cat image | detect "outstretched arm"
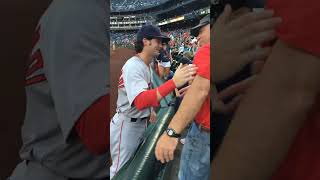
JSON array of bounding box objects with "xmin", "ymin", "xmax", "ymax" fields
[{"xmin": 212, "ymin": 39, "xmax": 320, "ymax": 180}]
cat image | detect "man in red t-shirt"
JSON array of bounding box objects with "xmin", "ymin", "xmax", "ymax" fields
[
  {"xmin": 155, "ymin": 15, "xmax": 211, "ymax": 180},
  {"xmin": 212, "ymin": 1, "xmax": 320, "ymax": 180}
]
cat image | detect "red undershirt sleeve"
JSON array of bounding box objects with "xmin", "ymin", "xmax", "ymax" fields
[
  {"xmin": 75, "ymin": 94, "xmax": 109, "ymax": 155},
  {"xmin": 134, "ymin": 79, "xmax": 176, "ymax": 110}
]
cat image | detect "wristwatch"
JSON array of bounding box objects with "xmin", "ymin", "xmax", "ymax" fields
[{"xmin": 166, "ymin": 128, "xmax": 181, "ymax": 138}]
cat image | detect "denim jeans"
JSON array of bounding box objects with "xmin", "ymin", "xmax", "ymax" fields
[{"xmin": 178, "ymin": 122, "xmax": 210, "ymax": 180}]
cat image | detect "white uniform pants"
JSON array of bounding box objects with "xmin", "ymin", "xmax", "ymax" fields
[{"xmin": 109, "ymin": 113, "xmax": 147, "ymax": 178}]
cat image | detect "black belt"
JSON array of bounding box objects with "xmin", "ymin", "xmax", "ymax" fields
[{"xmin": 131, "ymin": 116, "xmax": 149, "ymax": 122}]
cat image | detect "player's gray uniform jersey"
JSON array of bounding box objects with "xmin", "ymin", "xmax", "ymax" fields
[
  {"xmin": 110, "ymin": 56, "xmax": 153, "ymax": 178},
  {"xmin": 9, "ymin": 0, "xmax": 109, "ymax": 179},
  {"xmin": 116, "ymin": 56, "xmax": 152, "ymax": 118}
]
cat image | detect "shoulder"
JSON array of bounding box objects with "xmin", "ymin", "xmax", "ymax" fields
[
  {"xmin": 41, "ymin": 0, "xmax": 105, "ymax": 30},
  {"xmin": 194, "ymin": 44, "xmax": 210, "ymax": 61},
  {"xmin": 123, "ymin": 56, "xmax": 145, "ymax": 72}
]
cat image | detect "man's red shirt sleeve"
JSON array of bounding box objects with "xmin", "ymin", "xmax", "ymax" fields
[
  {"xmin": 193, "ymin": 43, "xmax": 210, "ymax": 80},
  {"xmin": 266, "ymin": 1, "xmax": 320, "ymax": 179},
  {"xmin": 267, "ymin": 0, "xmax": 320, "ymax": 56}
]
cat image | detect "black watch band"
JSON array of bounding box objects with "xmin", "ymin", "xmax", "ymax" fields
[{"xmin": 166, "ymin": 128, "xmax": 181, "ymax": 138}]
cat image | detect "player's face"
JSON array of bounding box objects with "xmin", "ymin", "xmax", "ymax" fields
[
  {"xmin": 149, "ymin": 38, "xmax": 162, "ymax": 56},
  {"xmin": 197, "ymin": 24, "xmax": 210, "ymax": 47}
]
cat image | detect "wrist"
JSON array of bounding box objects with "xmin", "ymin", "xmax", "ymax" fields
[
  {"xmin": 157, "ymin": 79, "xmax": 176, "ymax": 98},
  {"xmin": 172, "ymin": 77, "xmax": 178, "ymax": 87},
  {"xmin": 165, "ymin": 127, "xmax": 181, "ymax": 138}
]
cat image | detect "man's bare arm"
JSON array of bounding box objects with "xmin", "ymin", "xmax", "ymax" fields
[
  {"xmin": 168, "ymin": 75, "xmax": 210, "ymax": 134},
  {"xmin": 212, "ymin": 39, "xmax": 320, "ymax": 180}
]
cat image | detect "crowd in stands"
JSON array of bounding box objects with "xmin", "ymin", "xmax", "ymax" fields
[
  {"xmin": 110, "ymin": 31, "xmax": 136, "ymax": 48},
  {"xmin": 111, "ymin": 0, "xmax": 169, "ymax": 11},
  {"xmin": 111, "ymin": 28, "xmax": 198, "ymax": 55}
]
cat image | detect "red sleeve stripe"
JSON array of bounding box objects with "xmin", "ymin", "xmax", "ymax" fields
[
  {"xmin": 26, "ymin": 50, "xmax": 44, "ymax": 77},
  {"xmin": 25, "ymin": 74, "xmax": 47, "ymax": 86},
  {"xmin": 75, "ymin": 94, "xmax": 109, "ymax": 155}
]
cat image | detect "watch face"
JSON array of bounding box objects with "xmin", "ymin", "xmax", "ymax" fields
[{"xmin": 167, "ymin": 129, "xmax": 173, "ymax": 136}]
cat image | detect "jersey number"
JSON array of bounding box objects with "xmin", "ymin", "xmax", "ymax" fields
[
  {"xmin": 118, "ymin": 70, "xmax": 124, "ymax": 88},
  {"xmin": 25, "ymin": 26, "xmax": 46, "ymax": 86}
]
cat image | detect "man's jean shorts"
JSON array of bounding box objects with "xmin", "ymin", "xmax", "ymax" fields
[{"xmin": 178, "ymin": 122, "xmax": 210, "ymax": 180}]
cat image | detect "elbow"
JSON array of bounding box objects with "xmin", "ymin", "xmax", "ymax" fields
[
  {"xmin": 134, "ymin": 100, "xmax": 145, "ymax": 111},
  {"xmin": 198, "ymin": 83, "xmax": 210, "ymax": 99},
  {"xmin": 135, "ymin": 104, "xmax": 144, "ymax": 111}
]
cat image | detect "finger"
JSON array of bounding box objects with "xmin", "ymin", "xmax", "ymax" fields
[
  {"xmin": 241, "ymin": 47, "xmax": 272, "ymax": 63},
  {"xmin": 184, "ymin": 67, "xmax": 197, "ymax": 76},
  {"xmin": 229, "ymin": 9, "xmax": 275, "ymax": 29},
  {"xmin": 240, "ymin": 17, "xmax": 282, "ymax": 35},
  {"xmin": 164, "ymin": 150, "xmax": 171, "ymax": 163},
  {"xmin": 217, "ymin": 75, "xmax": 257, "ymax": 100},
  {"xmin": 182, "ymin": 64, "xmax": 197, "ymax": 72},
  {"xmin": 190, "ymin": 69, "xmax": 198, "ymax": 75},
  {"xmin": 155, "ymin": 147, "xmax": 160, "ymax": 160},
  {"xmin": 179, "ymin": 85, "xmax": 191, "ymax": 93},
  {"xmin": 169, "ymin": 150, "xmax": 174, "ymax": 161},
  {"xmin": 242, "ymin": 31, "xmax": 276, "ymax": 50},
  {"xmin": 185, "ymin": 75, "xmax": 195, "ymax": 82},
  {"xmin": 157, "ymin": 148, "xmax": 165, "ymax": 164},
  {"xmin": 230, "ymin": 7, "xmax": 250, "ymax": 19},
  {"xmin": 251, "ymin": 60, "xmax": 266, "ymax": 74},
  {"xmin": 215, "ymin": 4, "xmax": 232, "ymax": 25}
]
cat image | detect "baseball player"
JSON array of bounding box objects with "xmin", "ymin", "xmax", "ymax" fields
[
  {"xmin": 110, "ymin": 24, "xmax": 197, "ymax": 178},
  {"xmin": 9, "ymin": 0, "xmax": 109, "ymax": 179}
]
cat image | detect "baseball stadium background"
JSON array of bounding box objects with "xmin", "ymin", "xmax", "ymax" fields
[
  {"xmin": 110, "ymin": 0, "xmax": 210, "ymax": 179},
  {"xmin": 110, "ymin": 0, "xmax": 210, "ymax": 116}
]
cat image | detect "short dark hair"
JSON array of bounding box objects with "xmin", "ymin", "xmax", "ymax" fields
[
  {"xmin": 134, "ymin": 37, "xmax": 152, "ymax": 53},
  {"xmin": 135, "ymin": 40, "xmax": 144, "ymax": 53}
]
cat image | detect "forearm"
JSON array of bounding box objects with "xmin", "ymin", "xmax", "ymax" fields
[
  {"xmin": 212, "ymin": 40, "xmax": 320, "ymax": 180},
  {"xmin": 134, "ymin": 79, "xmax": 176, "ymax": 110},
  {"xmin": 168, "ymin": 75, "xmax": 209, "ymax": 134}
]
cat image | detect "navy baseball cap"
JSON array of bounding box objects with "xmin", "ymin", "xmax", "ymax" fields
[
  {"xmin": 137, "ymin": 25, "xmax": 170, "ymax": 42},
  {"xmin": 190, "ymin": 14, "xmax": 210, "ymax": 37}
]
